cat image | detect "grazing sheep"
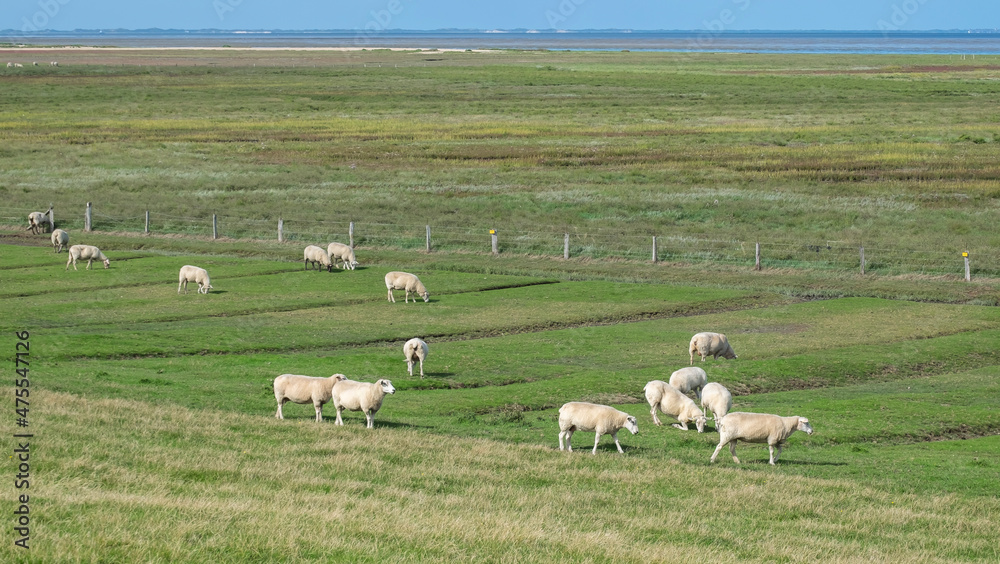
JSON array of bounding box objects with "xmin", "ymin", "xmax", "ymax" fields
[
  {"xmin": 273, "ymin": 373, "xmax": 347, "ymax": 422},
  {"xmin": 689, "ymin": 332, "xmax": 738, "ymax": 364},
  {"xmin": 50, "ymin": 61, "xmax": 58, "ymax": 66},
  {"xmin": 385, "ymin": 271, "xmax": 429, "ymax": 303},
  {"xmin": 178, "ymin": 265, "xmax": 213, "ymax": 294},
  {"xmin": 700, "ymin": 382, "xmax": 733, "ymax": 426},
  {"xmin": 403, "ymin": 337, "xmax": 429, "ymax": 378},
  {"xmin": 668, "ymin": 366, "xmax": 708, "ymax": 401},
  {"xmin": 50, "ymin": 229, "xmax": 69, "ymax": 253},
  {"xmin": 327, "ymin": 242, "xmax": 358, "ymax": 270},
  {"xmin": 303, "ymin": 245, "xmax": 333, "ymax": 272},
  {"xmin": 711, "ymin": 412, "xmax": 814, "ymax": 465},
  {"xmin": 27, "ymin": 208, "xmax": 52, "ymax": 234},
  {"xmin": 332, "ymin": 378, "xmax": 396, "ymax": 428},
  {"xmin": 65, "ymin": 245, "xmax": 109, "ymax": 271},
  {"xmin": 643, "ymin": 380, "xmax": 707, "ymax": 432},
  {"xmin": 5, "ymin": 62, "xmax": 11, "ymax": 68},
  {"xmin": 14, "ymin": 63, "xmax": 23, "ymax": 68},
  {"xmin": 558, "ymin": 402, "xmax": 638, "ymax": 455}
]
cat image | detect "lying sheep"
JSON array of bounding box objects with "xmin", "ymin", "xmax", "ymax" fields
[
  {"xmin": 668, "ymin": 366, "xmax": 708, "ymax": 401},
  {"xmin": 273, "ymin": 373, "xmax": 347, "ymax": 422},
  {"xmin": 27, "ymin": 208, "xmax": 52, "ymax": 234},
  {"xmin": 50, "ymin": 229, "xmax": 69, "ymax": 253},
  {"xmin": 711, "ymin": 412, "xmax": 814, "ymax": 465},
  {"xmin": 403, "ymin": 337, "xmax": 429, "ymax": 378},
  {"xmin": 385, "ymin": 271, "xmax": 429, "ymax": 303},
  {"xmin": 303, "ymin": 245, "xmax": 333, "ymax": 272},
  {"xmin": 65, "ymin": 245, "xmax": 109, "ymax": 271},
  {"xmin": 558, "ymin": 402, "xmax": 638, "ymax": 454},
  {"xmin": 327, "ymin": 242, "xmax": 359, "ymax": 270},
  {"xmin": 643, "ymin": 380, "xmax": 707, "ymax": 432},
  {"xmin": 689, "ymin": 332, "xmax": 738, "ymax": 364},
  {"xmin": 700, "ymin": 382, "xmax": 733, "ymax": 426},
  {"xmin": 332, "ymin": 378, "xmax": 396, "ymax": 428},
  {"xmin": 178, "ymin": 265, "xmax": 213, "ymax": 294}
]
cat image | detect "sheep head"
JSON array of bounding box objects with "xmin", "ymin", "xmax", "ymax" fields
[
  {"xmin": 378, "ymin": 379, "xmax": 396, "ymax": 395},
  {"xmin": 797, "ymin": 417, "xmax": 814, "ymax": 435},
  {"xmin": 624, "ymin": 416, "xmax": 638, "ymax": 435}
]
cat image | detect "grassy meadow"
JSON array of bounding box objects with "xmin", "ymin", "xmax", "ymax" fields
[{"xmin": 2, "ymin": 48, "xmax": 1000, "ymax": 562}]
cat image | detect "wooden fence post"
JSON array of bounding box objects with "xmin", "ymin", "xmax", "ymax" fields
[
  {"xmin": 652, "ymin": 236, "xmax": 658, "ymax": 263},
  {"xmin": 349, "ymin": 221, "xmax": 355, "ymax": 248},
  {"xmin": 212, "ymin": 214, "xmax": 218, "ymax": 239},
  {"xmin": 278, "ymin": 218, "xmax": 283, "ymax": 242},
  {"xmin": 85, "ymin": 202, "xmax": 92, "ymax": 232},
  {"xmin": 755, "ymin": 242, "xmax": 761, "ymax": 271},
  {"xmin": 964, "ymin": 252, "xmax": 971, "ymax": 282},
  {"xmin": 145, "ymin": 211, "xmax": 150, "ymax": 234},
  {"xmin": 564, "ymin": 233, "xmax": 570, "ymax": 259},
  {"xmin": 860, "ymin": 246, "xmax": 865, "ymax": 275},
  {"xmin": 491, "ymin": 229, "xmax": 498, "ymax": 256},
  {"xmin": 426, "ymin": 225, "xmax": 431, "ymax": 252}
]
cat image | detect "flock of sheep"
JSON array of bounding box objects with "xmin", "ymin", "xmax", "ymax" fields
[{"xmin": 29, "ymin": 209, "xmax": 813, "ymax": 463}]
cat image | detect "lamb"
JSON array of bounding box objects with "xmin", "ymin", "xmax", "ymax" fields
[
  {"xmin": 403, "ymin": 337, "xmax": 429, "ymax": 378},
  {"xmin": 273, "ymin": 373, "xmax": 347, "ymax": 422},
  {"xmin": 178, "ymin": 265, "xmax": 213, "ymax": 294},
  {"xmin": 332, "ymin": 378, "xmax": 396, "ymax": 428},
  {"xmin": 711, "ymin": 412, "xmax": 814, "ymax": 465},
  {"xmin": 558, "ymin": 402, "xmax": 638, "ymax": 454},
  {"xmin": 700, "ymin": 382, "xmax": 733, "ymax": 426},
  {"xmin": 327, "ymin": 242, "xmax": 359, "ymax": 270},
  {"xmin": 27, "ymin": 208, "xmax": 52, "ymax": 234},
  {"xmin": 689, "ymin": 332, "xmax": 738, "ymax": 364},
  {"xmin": 643, "ymin": 380, "xmax": 707, "ymax": 432},
  {"xmin": 50, "ymin": 229, "xmax": 69, "ymax": 253},
  {"xmin": 303, "ymin": 245, "xmax": 333, "ymax": 272},
  {"xmin": 65, "ymin": 245, "xmax": 109, "ymax": 271},
  {"xmin": 668, "ymin": 366, "xmax": 708, "ymax": 401},
  {"xmin": 385, "ymin": 271, "xmax": 429, "ymax": 303}
]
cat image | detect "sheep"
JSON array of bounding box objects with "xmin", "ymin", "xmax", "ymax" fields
[
  {"xmin": 50, "ymin": 229, "xmax": 69, "ymax": 253},
  {"xmin": 711, "ymin": 412, "xmax": 814, "ymax": 465},
  {"xmin": 303, "ymin": 245, "xmax": 333, "ymax": 272},
  {"xmin": 50, "ymin": 61, "xmax": 58, "ymax": 67},
  {"xmin": 332, "ymin": 378, "xmax": 396, "ymax": 428},
  {"xmin": 700, "ymin": 382, "xmax": 733, "ymax": 426},
  {"xmin": 273, "ymin": 373, "xmax": 347, "ymax": 422},
  {"xmin": 178, "ymin": 265, "xmax": 213, "ymax": 294},
  {"xmin": 65, "ymin": 245, "xmax": 109, "ymax": 271},
  {"xmin": 14, "ymin": 63, "xmax": 23, "ymax": 68},
  {"xmin": 385, "ymin": 271, "xmax": 429, "ymax": 303},
  {"xmin": 26, "ymin": 208, "xmax": 52, "ymax": 234},
  {"xmin": 5, "ymin": 62, "xmax": 10, "ymax": 68},
  {"xmin": 668, "ymin": 366, "xmax": 708, "ymax": 401},
  {"xmin": 689, "ymin": 332, "xmax": 738, "ymax": 364},
  {"xmin": 643, "ymin": 380, "xmax": 707, "ymax": 432},
  {"xmin": 558, "ymin": 402, "xmax": 638, "ymax": 455},
  {"xmin": 402, "ymin": 337, "xmax": 429, "ymax": 378},
  {"xmin": 327, "ymin": 242, "xmax": 358, "ymax": 270}
]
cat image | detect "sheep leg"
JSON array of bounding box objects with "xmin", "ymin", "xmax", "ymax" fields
[
  {"xmin": 178, "ymin": 280, "xmax": 185, "ymax": 294},
  {"xmin": 729, "ymin": 441, "xmax": 740, "ymax": 464},
  {"xmin": 771, "ymin": 443, "xmax": 783, "ymax": 465},
  {"xmin": 612, "ymin": 431, "xmax": 624, "ymax": 454},
  {"xmin": 650, "ymin": 406, "xmax": 662, "ymax": 426},
  {"xmin": 404, "ymin": 289, "xmax": 410, "ymax": 303},
  {"xmin": 710, "ymin": 440, "xmax": 727, "ymax": 463},
  {"xmin": 365, "ymin": 410, "xmax": 374, "ymax": 429},
  {"xmin": 314, "ymin": 403, "xmax": 323, "ymax": 423},
  {"xmin": 275, "ymin": 399, "xmax": 285, "ymax": 420},
  {"xmin": 419, "ymin": 359, "xmax": 424, "ymax": 378},
  {"xmin": 560, "ymin": 430, "xmax": 573, "ymax": 451},
  {"xmin": 407, "ymin": 360, "xmax": 414, "ymax": 377},
  {"xmin": 387, "ymin": 288, "xmax": 395, "ymax": 303},
  {"xmin": 86, "ymin": 259, "xmax": 93, "ymax": 270},
  {"xmin": 672, "ymin": 420, "xmax": 689, "ymax": 431},
  {"xmin": 592, "ymin": 432, "xmax": 602, "ymax": 455},
  {"xmin": 335, "ymin": 406, "xmax": 344, "ymax": 426}
]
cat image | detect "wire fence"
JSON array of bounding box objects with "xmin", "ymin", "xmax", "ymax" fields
[{"xmin": 3, "ymin": 206, "xmax": 995, "ymax": 279}]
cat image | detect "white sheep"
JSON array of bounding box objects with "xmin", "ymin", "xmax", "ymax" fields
[
  {"xmin": 303, "ymin": 245, "xmax": 333, "ymax": 272},
  {"xmin": 14, "ymin": 63, "xmax": 23, "ymax": 68},
  {"xmin": 26, "ymin": 208, "xmax": 52, "ymax": 234},
  {"xmin": 273, "ymin": 373, "xmax": 347, "ymax": 422},
  {"xmin": 178, "ymin": 265, "xmax": 213, "ymax": 294},
  {"xmin": 700, "ymin": 382, "xmax": 733, "ymax": 426},
  {"xmin": 689, "ymin": 332, "xmax": 738, "ymax": 364},
  {"xmin": 711, "ymin": 412, "xmax": 814, "ymax": 465},
  {"xmin": 668, "ymin": 366, "xmax": 708, "ymax": 401},
  {"xmin": 5, "ymin": 62, "xmax": 11, "ymax": 68},
  {"xmin": 50, "ymin": 61, "xmax": 58, "ymax": 67},
  {"xmin": 50, "ymin": 229, "xmax": 69, "ymax": 253},
  {"xmin": 558, "ymin": 402, "xmax": 638, "ymax": 454},
  {"xmin": 643, "ymin": 380, "xmax": 707, "ymax": 432},
  {"xmin": 332, "ymin": 378, "xmax": 396, "ymax": 428},
  {"xmin": 385, "ymin": 271, "xmax": 429, "ymax": 303},
  {"xmin": 327, "ymin": 242, "xmax": 358, "ymax": 270},
  {"xmin": 403, "ymin": 337, "xmax": 429, "ymax": 378},
  {"xmin": 65, "ymin": 245, "xmax": 109, "ymax": 271}
]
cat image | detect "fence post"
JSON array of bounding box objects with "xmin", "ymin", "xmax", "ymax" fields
[
  {"xmin": 491, "ymin": 229, "xmax": 498, "ymax": 256},
  {"xmin": 860, "ymin": 246, "xmax": 865, "ymax": 275},
  {"xmin": 145, "ymin": 211, "xmax": 150, "ymax": 234},
  {"xmin": 278, "ymin": 218, "xmax": 283, "ymax": 242},
  {"xmin": 652, "ymin": 236, "xmax": 658, "ymax": 263},
  {"xmin": 85, "ymin": 202, "xmax": 92, "ymax": 232},
  {"xmin": 564, "ymin": 233, "xmax": 570, "ymax": 259},
  {"xmin": 755, "ymin": 242, "xmax": 761, "ymax": 271},
  {"xmin": 349, "ymin": 221, "xmax": 355, "ymax": 248},
  {"xmin": 426, "ymin": 225, "xmax": 431, "ymax": 252},
  {"xmin": 212, "ymin": 214, "xmax": 218, "ymax": 240},
  {"xmin": 964, "ymin": 252, "xmax": 971, "ymax": 282}
]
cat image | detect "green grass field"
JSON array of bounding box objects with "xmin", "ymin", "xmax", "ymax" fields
[{"xmin": 2, "ymin": 48, "xmax": 1000, "ymax": 563}]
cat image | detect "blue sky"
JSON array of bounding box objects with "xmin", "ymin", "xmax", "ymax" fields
[{"xmin": 5, "ymin": 0, "xmax": 997, "ymax": 32}]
